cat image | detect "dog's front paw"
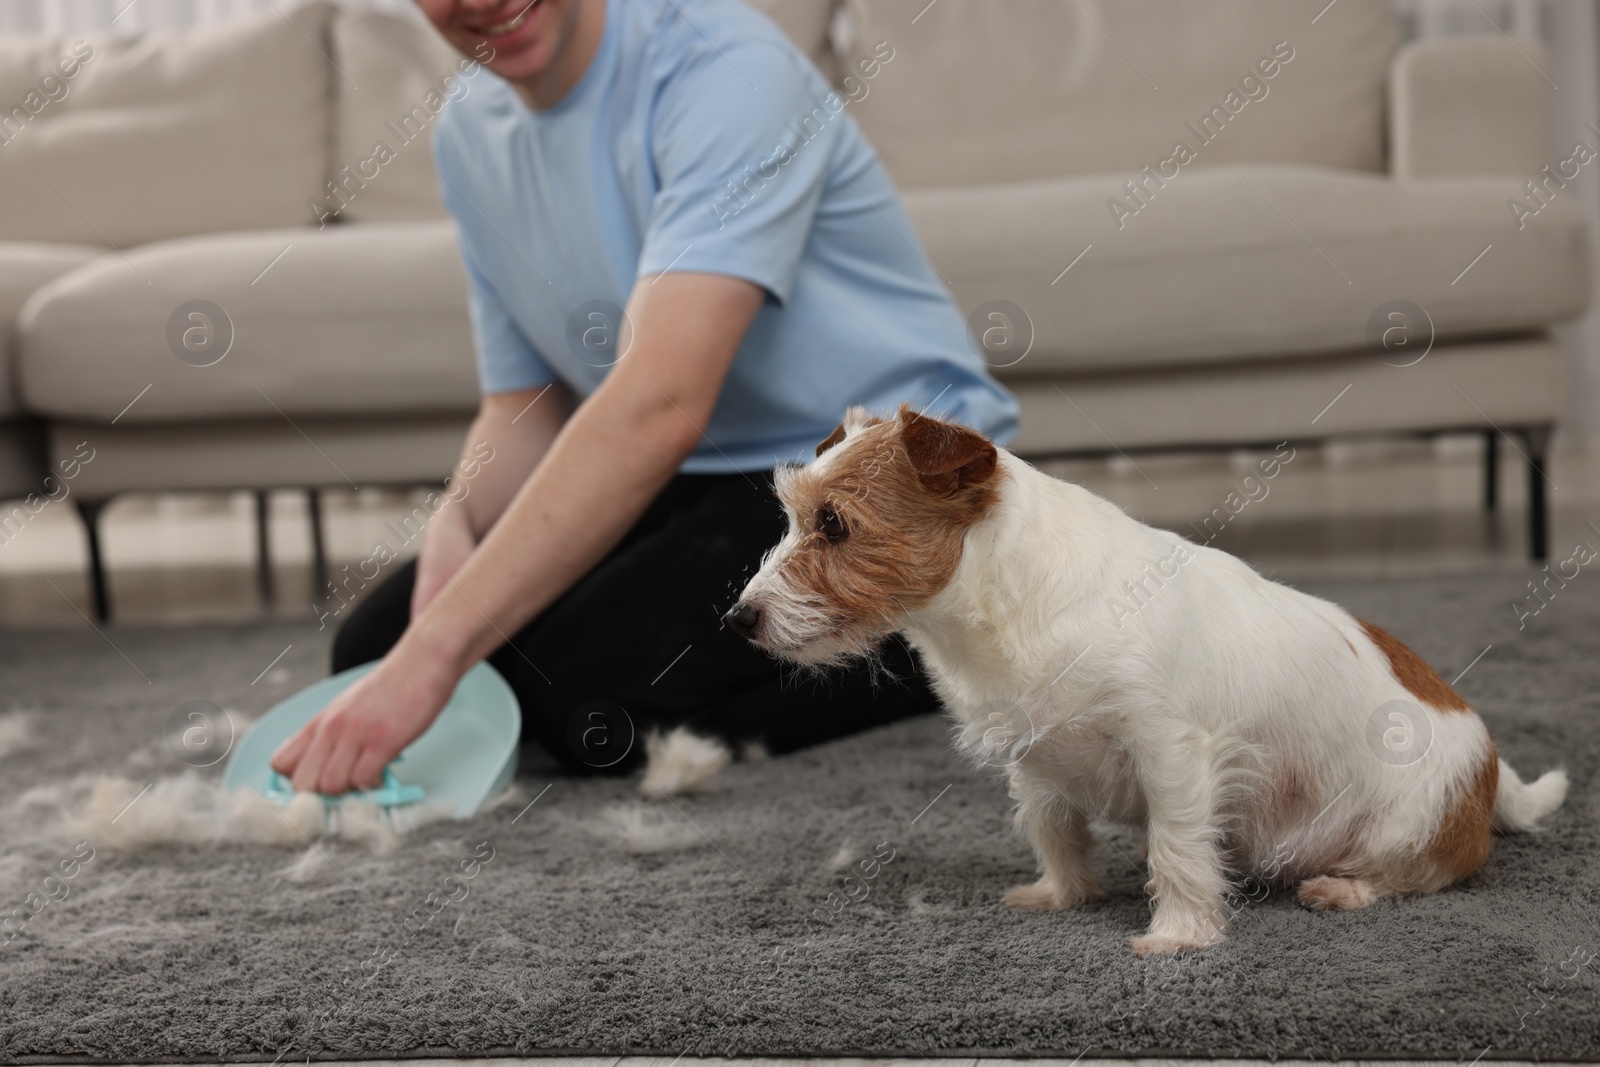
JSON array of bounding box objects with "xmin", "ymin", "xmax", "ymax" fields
[
  {"xmin": 1002, "ymin": 877, "xmax": 1100, "ymax": 910},
  {"xmin": 1129, "ymin": 932, "xmax": 1216, "ymax": 957}
]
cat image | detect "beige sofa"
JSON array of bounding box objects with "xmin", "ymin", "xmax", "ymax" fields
[{"xmin": 0, "ymin": 0, "xmax": 1588, "ymax": 619}]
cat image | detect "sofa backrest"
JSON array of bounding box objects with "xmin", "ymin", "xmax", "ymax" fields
[
  {"xmin": 837, "ymin": 0, "xmax": 1400, "ymax": 189},
  {"xmin": 753, "ymin": 0, "xmax": 837, "ymax": 73},
  {"xmin": 321, "ymin": 0, "xmax": 839, "ymax": 225},
  {"xmin": 322, "ymin": 7, "xmax": 462, "ymax": 225},
  {"xmin": 0, "ymin": 2, "xmax": 332, "ymax": 247},
  {"xmin": 1, "ymin": 0, "xmax": 1395, "ymax": 240}
]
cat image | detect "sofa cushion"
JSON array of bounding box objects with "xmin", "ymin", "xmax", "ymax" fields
[
  {"xmin": 18, "ymin": 222, "xmax": 479, "ymax": 424},
  {"xmin": 327, "ymin": 8, "xmax": 465, "ymax": 224},
  {"xmin": 47, "ymin": 417, "xmax": 468, "ymax": 496},
  {"xmin": 0, "ymin": 2, "xmax": 331, "ymax": 248},
  {"xmin": 1390, "ymin": 35, "xmax": 1554, "ymax": 179},
  {"xmin": 1006, "ymin": 338, "xmax": 1565, "ymax": 455},
  {"xmin": 0, "ymin": 242, "xmax": 101, "ymax": 418},
  {"xmin": 839, "ymin": 0, "xmax": 1398, "ymax": 189},
  {"xmin": 905, "ymin": 164, "xmax": 1591, "ymax": 376}
]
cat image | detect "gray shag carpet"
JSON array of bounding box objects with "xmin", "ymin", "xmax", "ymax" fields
[{"xmin": 0, "ymin": 571, "xmax": 1596, "ymax": 1063}]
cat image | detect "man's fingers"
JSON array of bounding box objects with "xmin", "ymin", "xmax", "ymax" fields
[
  {"xmin": 318, "ymin": 737, "xmax": 363, "ymax": 797},
  {"xmin": 290, "ymin": 725, "xmax": 333, "ymax": 793},
  {"xmin": 349, "ymin": 745, "xmax": 393, "ymax": 794},
  {"xmin": 270, "ymin": 726, "xmax": 312, "ymax": 777}
]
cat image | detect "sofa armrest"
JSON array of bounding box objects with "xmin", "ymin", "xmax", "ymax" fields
[{"xmin": 1389, "ymin": 35, "xmax": 1553, "ymax": 178}]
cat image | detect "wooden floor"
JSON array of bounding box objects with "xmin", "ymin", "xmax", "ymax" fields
[{"xmin": 2, "ymin": 434, "xmax": 1597, "ymax": 630}]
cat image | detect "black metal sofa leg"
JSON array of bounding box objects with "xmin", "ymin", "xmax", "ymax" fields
[
  {"xmin": 1519, "ymin": 427, "xmax": 1552, "ymax": 563},
  {"xmin": 74, "ymin": 497, "xmax": 111, "ymax": 622},
  {"xmin": 307, "ymin": 487, "xmax": 328, "ymax": 596},
  {"xmin": 254, "ymin": 489, "xmax": 274, "ymax": 608},
  {"xmin": 1482, "ymin": 429, "xmax": 1498, "ymax": 512}
]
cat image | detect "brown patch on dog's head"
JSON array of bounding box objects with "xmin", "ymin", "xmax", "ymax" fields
[
  {"xmin": 1358, "ymin": 620, "xmax": 1471, "ymax": 712},
  {"xmin": 739, "ymin": 406, "xmax": 1004, "ymax": 662}
]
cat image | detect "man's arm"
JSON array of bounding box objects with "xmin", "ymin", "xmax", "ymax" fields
[
  {"xmin": 459, "ymin": 384, "xmax": 578, "ymax": 536},
  {"xmin": 273, "ymin": 272, "xmax": 764, "ymax": 794},
  {"xmin": 411, "ymin": 383, "xmax": 576, "ymax": 617}
]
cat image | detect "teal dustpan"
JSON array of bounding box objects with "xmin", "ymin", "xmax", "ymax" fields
[{"xmin": 223, "ymin": 660, "xmax": 520, "ymax": 822}]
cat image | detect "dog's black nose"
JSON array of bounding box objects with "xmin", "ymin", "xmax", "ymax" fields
[{"xmin": 723, "ymin": 602, "xmax": 760, "ymax": 640}]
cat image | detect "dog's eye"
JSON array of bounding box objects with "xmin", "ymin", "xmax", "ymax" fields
[{"xmin": 816, "ymin": 507, "xmax": 848, "ymax": 542}]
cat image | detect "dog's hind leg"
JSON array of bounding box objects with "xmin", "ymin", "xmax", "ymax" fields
[
  {"xmin": 1003, "ymin": 771, "xmax": 1101, "ymax": 909},
  {"xmin": 1296, "ymin": 876, "xmax": 1389, "ymax": 910},
  {"xmin": 1299, "ymin": 744, "xmax": 1501, "ymax": 914}
]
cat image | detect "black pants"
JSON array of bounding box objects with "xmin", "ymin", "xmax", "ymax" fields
[{"xmin": 331, "ymin": 470, "xmax": 938, "ymax": 774}]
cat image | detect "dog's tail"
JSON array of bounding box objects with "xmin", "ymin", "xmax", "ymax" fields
[{"xmin": 1493, "ymin": 758, "xmax": 1568, "ymax": 831}]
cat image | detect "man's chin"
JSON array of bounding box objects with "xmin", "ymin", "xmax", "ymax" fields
[{"xmin": 482, "ymin": 50, "xmax": 557, "ymax": 86}]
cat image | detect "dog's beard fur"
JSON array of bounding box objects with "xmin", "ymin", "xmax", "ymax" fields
[
  {"xmin": 741, "ymin": 566, "xmax": 840, "ymax": 661},
  {"xmin": 752, "ymin": 579, "xmax": 894, "ymax": 673},
  {"xmin": 741, "ymin": 553, "xmax": 907, "ymax": 687}
]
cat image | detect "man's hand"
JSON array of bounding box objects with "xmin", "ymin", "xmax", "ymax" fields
[{"xmin": 269, "ymin": 639, "xmax": 461, "ymax": 794}]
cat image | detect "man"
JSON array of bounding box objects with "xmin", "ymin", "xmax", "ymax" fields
[{"xmin": 272, "ymin": 0, "xmax": 1017, "ymax": 793}]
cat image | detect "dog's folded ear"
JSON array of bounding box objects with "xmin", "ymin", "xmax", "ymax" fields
[
  {"xmin": 815, "ymin": 423, "xmax": 847, "ymax": 457},
  {"xmin": 817, "ymin": 407, "xmax": 888, "ymax": 457},
  {"xmin": 897, "ymin": 405, "xmax": 998, "ymax": 495}
]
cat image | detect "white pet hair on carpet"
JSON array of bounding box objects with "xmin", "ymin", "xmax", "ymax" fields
[
  {"xmin": 827, "ymin": 839, "xmax": 860, "ymax": 872},
  {"xmin": 63, "ymin": 773, "xmax": 447, "ymax": 855},
  {"xmin": 592, "ymin": 803, "xmax": 705, "ymax": 854},
  {"xmin": 905, "ymin": 889, "xmax": 960, "ymax": 917},
  {"xmin": 57, "ymin": 703, "xmax": 466, "ymax": 854},
  {"xmin": 0, "ymin": 710, "xmax": 36, "ymax": 760},
  {"xmin": 277, "ymin": 845, "xmax": 331, "ymax": 883},
  {"xmin": 639, "ymin": 727, "xmax": 731, "ymax": 797}
]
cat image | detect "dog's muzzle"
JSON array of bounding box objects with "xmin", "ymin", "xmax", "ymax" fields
[{"xmin": 723, "ymin": 601, "xmax": 760, "ymax": 641}]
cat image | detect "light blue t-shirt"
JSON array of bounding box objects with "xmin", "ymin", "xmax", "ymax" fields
[{"xmin": 433, "ymin": 0, "xmax": 1018, "ymax": 473}]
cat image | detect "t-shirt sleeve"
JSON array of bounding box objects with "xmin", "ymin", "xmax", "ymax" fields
[
  {"xmin": 638, "ymin": 39, "xmax": 837, "ymax": 304},
  {"xmin": 460, "ymin": 243, "xmax": 559, "ymax": 394},
  {"xmin": 436, "ymin": 137, "xmax": 559, "ymax": 395}
]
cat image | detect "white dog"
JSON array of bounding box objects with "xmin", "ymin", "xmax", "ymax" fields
[{"xmin": 724, "ymin": 405, "xmax": 1568, "ymax": 956}]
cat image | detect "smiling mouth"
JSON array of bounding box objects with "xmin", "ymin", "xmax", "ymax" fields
[{"xmin": 475, "ymin": 0, "xmax": 540, "ymax": 36}]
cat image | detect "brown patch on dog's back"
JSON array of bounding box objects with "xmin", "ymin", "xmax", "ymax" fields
[
  {"xmin": 1359, "ymin": 620, "xmax": 1471, "ymax": 712},
  {"xmin": 777, "ymin": 408, "xmax": 1003, "ymax": 640},
  {"xmin": 1425, "ymin": 747, "xmax": 1498, "ymax": 884}
]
